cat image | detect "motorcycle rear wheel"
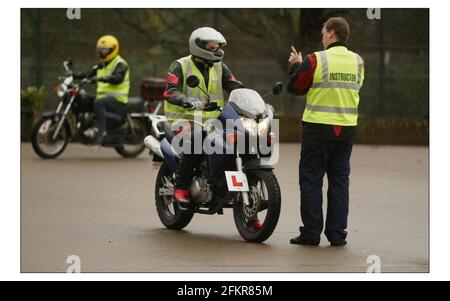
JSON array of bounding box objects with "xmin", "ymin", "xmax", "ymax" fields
[
  {"xmin": 155, "ymin": 162, "xmax": 194, "ymax": 230},
  {"xmin": 114, "ymin": 119, "xmax": 148, "ymax": 158}
]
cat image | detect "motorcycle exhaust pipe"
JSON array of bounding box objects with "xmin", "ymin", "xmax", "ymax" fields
[{"xmin": 144, "ymin": 135, "xmax": 163, "ymax": 158}]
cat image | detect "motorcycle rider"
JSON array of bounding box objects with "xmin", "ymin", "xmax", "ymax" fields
[
  {"xmin": 163, "ymin": 27, "xmax": 244, "ymax": 204},
  {"xmin": 73, "ymin": 35, "xmax": 130, "ymax": 144}
]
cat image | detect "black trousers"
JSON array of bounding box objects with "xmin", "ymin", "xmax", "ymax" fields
[
  {"xmin": 175, "ymin": 153, "xmax": 204, "ymax": 189},
  {"xmin": 299, "ymin": 137, "xmax": 353, "ymax": 242},
  {"xmin": 93, "ymin": 96, "xmax": 126, "ymax": 132},
  {"xmin": 173, "ymin": 124, "xmax": 205, "ymax": 190}
]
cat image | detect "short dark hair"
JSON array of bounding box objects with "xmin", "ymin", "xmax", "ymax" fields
[{"xmin": 323, "ymin": 17, "xmax": 350, "ymax": 42}]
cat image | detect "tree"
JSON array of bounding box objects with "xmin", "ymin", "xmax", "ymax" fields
[{"xmin": 113, "ymin": 8, "xmax": 327, "ymax": 73}]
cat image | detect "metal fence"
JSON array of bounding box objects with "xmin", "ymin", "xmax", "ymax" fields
[{"xmin": 21, "ymin": 8, "xmax": 429, "ymax": 118}]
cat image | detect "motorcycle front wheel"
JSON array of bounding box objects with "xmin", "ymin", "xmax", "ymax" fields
[
  {"xmin": 155, "ymin": 162, "xmax": 194, "ymax": 230},
  {"xmin": 31, "ymin": 115, "xmax": 69, "ymax": 159},
  {"xmin": 233, "ymin": 169, "xmax": 281, "ymax": 243}
]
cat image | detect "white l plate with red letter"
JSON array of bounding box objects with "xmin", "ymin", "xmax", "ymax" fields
[{"xmin": 225, "ymin": 171, "xmax": 249, "ymax": 192}]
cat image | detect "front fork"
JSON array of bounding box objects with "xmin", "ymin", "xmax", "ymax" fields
[
  {"xmin": 51, "ymin": 95, "xmax": 75, "ymax": 140},
  {"xmin": 236, "ymin": 156, "xmax": 250, "ymax": 207}
]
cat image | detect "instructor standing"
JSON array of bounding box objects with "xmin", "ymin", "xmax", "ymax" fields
[{"xmin": 287, "ymin": 17, "xmax": 365, "ymax": 246}]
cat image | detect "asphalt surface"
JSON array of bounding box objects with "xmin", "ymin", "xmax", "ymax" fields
[{"xmin": 21, "ymin": 143, "xmax": 429, "ymax": 272}]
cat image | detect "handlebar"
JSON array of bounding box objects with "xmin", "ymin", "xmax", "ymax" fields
[
  {"xmin": 81, "ymin": 78, "xmax": 94, "ymax": 84},
  {"xmin": 185, "ymin": 101, "xmax": 220, "ymax": 112},
  {"xmin": 203, "ymin": 102, "xmax": 220, "ymax": 111}
]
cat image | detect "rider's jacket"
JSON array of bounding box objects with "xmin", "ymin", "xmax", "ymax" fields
[
  {"xmin": 163, "ymin": 56, "xmax": 244, "ymax": 124},
  {"xmin": 96, "ymin": 55, "xmax": 130, "ymax": 104},
  {"xmin": 73, "ymin": 58, "xmax": 129, "ymax": 104}
]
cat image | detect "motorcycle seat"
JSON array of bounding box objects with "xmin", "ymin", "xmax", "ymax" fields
[
  {"xmin": 124, "ymin": 97, "xmax": 145, "ymax": 112},
  {"xmin": 105, "ymin": 111, "xmax": 123, "ymax": 122}
]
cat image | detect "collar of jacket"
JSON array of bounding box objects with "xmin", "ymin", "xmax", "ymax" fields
[
  {"xmin": 190, "ymin": 56, "xmax": 214, "ymax": 71},
  {"xmin": 326, "ymin": 41, "xmax": 347, "ymax": 50}
]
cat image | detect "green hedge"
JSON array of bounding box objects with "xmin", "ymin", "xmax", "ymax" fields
[{"xmin": 279, "ymin": 116, "xmax": 429, "ymax": 145}]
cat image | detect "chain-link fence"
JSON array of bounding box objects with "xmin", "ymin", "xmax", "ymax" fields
[{"xmin": 21, "ymin": 8, "xmax": 429, "ymax": 143}]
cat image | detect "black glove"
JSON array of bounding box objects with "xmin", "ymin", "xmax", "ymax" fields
[
  {"xmin": 182, "ymin": 97, "xmax": 205, "ymax": 110},
  {"xmin": 82, "ymin": 76, "xmax": 97, "ymax": 84}
]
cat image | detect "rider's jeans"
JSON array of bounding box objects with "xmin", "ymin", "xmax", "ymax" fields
[
  {"xmin": 174, "ymin": 125, "xmax": 206, "ymax": 190},
  {"xmin": 94, "ymin": 96, "xmax": 126, "ymax": 132}
]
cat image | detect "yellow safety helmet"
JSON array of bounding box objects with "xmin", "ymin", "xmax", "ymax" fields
[{"xmin": 96, "ymin": 35, "xmax": 119, "ymax": 62}]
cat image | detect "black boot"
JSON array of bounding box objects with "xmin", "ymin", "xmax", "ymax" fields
[
  {"xmin": 93, "ymin": 129, "xmax": 107, "ymax": 145},
  {"xmin": 290, "ymin": 235, "xmax": 320, "ymax": 246},
  {"xmin": 330, "ymin": 240, "xmax": 347, "ymax": 247}
]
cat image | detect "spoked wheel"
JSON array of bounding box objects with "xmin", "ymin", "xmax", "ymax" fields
[
  {"xmin": 233, "ymin": 169, "xmax": 281, "ymax": 243},
  {"xmin": 115, "ymin": 119, "xmax": 148, "ymax": 158},
  {"xmin": 31, "ymin": 116, "xmax": 69, "ymax": 159},
  {"xmin": 155, "ymin": 162, "xmax": 194, "ymax": 230}
]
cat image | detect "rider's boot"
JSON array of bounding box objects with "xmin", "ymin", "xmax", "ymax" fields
[
  {"xmin": 93, "ymin": 129, "xmax": 107, "ymax": 145},
  {"xmin": 173, "ymin": 153, "xmax": 198, "ymax": 204}
]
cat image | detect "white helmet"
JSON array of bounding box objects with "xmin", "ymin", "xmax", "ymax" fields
[{"xmin": 189, "ymin": 27, "xmax": 227, "ymax": 63}]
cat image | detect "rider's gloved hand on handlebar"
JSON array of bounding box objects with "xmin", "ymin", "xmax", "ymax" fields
[
  {"xmin": 182, "ymin": 97, "xmax": 205, "ymax": 110},
  {"xmin": 83, "ymin": 76, "xmax": 97, "ymax": 84}
]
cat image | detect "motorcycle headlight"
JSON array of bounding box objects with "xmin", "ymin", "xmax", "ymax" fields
[
  {"xmin": 257, "ymin": 117, "xmax": 271, "ymax": 137},
  {"xmin": 240, "ymin": 117, "xmax": 258, "ymax": 136},
  {"xmin": 57, "ymin": 84, "xmax": 67, "ymax": 97}
]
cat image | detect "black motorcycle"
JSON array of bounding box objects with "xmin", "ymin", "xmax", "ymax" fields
[{"xmin": 31, "ymin": 60, "xmax": 148, "ymax": 159}]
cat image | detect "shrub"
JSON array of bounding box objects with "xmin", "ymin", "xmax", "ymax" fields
[{"xmin": 21, "ymin": 85, "xmax": 45, "ymax": 113}]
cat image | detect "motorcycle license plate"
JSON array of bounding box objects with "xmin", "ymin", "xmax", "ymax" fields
[{"xmin": 225, "ymin": 171, "xmax": 249, "ymax": 192}]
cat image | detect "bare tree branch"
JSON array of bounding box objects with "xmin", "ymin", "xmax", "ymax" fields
[
  {"xmin": 113, "ymin": 9, "xmax": 184, "ymax": 49},
  {"xmin": 219, "ymin": 9, "xmax": 265, "ymax": 39}
]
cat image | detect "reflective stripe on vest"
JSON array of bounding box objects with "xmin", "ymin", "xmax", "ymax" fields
[
  {"xmin": 305, "ymin": 104, "xmax": 358, "ymax": 114},
  {"xmin": 164, "ymin": 55, "xmax": 224, "ymax": 125},
  {"xmin": 96, "ymin": 55, "xmax": 130, "ymax": 104},
  {"xmin": 303, "ymin": 46, "xmax": 364, "ymax": 126},
  {"xmin": 310, "ymin": 51, "xmax": 363, "ymax": 90}
]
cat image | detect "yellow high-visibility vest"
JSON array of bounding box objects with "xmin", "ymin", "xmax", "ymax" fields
[
  {"xmin": 164, "ymin": 55, "xmax": 224, "ymax": 125},
  {"xmin": 96, "ymin": 55, "xmax": 130, "ymax": 104},
  {"xmin": 303, "ymin": 46, "xmax": 364, "ymax": 126}
]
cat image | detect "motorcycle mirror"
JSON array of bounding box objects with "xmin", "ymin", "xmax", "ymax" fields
[
  {"xmin": 186, "ymin": 75, "xmax": 200, "ymax": 88},
  {"xmin": 272, "ymin": 82, "xmax": 283, "ymax": 95},
  {"xmin": 63, "ymin": 59, "xmax": 73, "ymax": 72},
  {"xmin": 186, "ymin": 75, "xmax": 211, "ymax": 103}
]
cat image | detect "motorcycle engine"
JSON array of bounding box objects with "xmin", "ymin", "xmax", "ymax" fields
[
  {"xmin": 78, "ymin": 112, "xmax": 98, "ymax": 143},
  {"xmin": 190, "ymin": 176, "xmax": 212, "ymax": 204}
]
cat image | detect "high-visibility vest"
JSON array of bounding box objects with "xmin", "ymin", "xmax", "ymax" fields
[
  {"xmin": 303, "ymin": 46, "xmax": 364, "ymax": 126},
  {"xmin": 96, "ymin": 55, "xmax": 130, "ymax": 104},
  {"xmin": 164, "ymin": 55, "xmax": 224, "ymax": 125}
]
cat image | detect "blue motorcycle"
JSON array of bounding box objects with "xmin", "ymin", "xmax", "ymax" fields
[{"xmin": 144, "ymin": 76, "xmax": 282, "ymax": 243}]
